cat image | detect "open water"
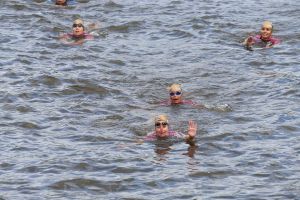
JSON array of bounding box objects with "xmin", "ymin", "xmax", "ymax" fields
[{"xmin": 0, "ymin": 0, "xmax": 299, "ymax": 199}]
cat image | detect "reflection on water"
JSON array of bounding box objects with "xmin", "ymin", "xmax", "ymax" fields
[
  {"xmin": 152, "ymin": 139, "xmax": 196, "ymax": 160},
  {"xmin": 1, "ymin": 0, "xmax": 300, "ymax": 199},
  {"xmin": 154, "ymin": 141, "xmax": 174, "ymax": 156}
]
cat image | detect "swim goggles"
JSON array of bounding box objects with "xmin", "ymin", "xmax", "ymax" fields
[
  {"xmin": 155, "ymin": 122, "xmax": 168, "ymax": 127},
  {"xmin": 169, "ymin": 91, "xmax": 182, "ymax": 96},
  {"xmin": 73, "ymin": 23, "xmax": 84, "ymax": 28},
  {"xmin": 261, "ymin": 27, "xmax": 271, "ymax": 31}
]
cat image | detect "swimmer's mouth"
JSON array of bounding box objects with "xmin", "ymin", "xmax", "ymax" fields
[{"xmin": 261, "ymin": 32, "xmax": 270, "ymax": 38}]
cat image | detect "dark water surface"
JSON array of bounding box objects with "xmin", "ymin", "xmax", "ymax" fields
[{"xmin": 1, "ymin": 0, "xmax": 299, "ymax": 199}]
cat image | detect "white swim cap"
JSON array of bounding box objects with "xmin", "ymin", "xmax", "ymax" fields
[
  {"xmin": 154, "ymin": 114, "xmax": 169, "ymax": 123},
  {"xmin": 74, "ymin": 19, "xmax": 84, "ymax": 25},
  {"xmin": 167, "ymin": 83, "xmax": 182, "ymax": 92},
  {"xmin": 262, "ymin": 21, "xmax": 273, "ymax": 29}
]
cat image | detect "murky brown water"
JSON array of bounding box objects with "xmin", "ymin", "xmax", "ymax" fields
[{"xmin": 1, "ymin": 0, "xmax": 299, "ymax": 199}]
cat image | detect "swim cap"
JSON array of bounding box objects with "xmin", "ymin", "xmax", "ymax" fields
[
  {"xmin": 262, "ymin": 21, "xmax": 273, "ymax": 29},
  {"xmin": 154, "ymin": 114, "xmax": 169, "ymax": 123},
  {"xmin": 74, "ymin": 19, "xmax": 84, "ymax": 25},
  {"xmin": 167, "ymin": 83, "xmax": 182, "ymax": 92}
]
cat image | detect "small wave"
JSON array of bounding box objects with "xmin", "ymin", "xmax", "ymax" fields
[
  {"xmin": 18, "ymin": 165, "xmax": 41, "ymax": 173},
  {"xmin": 0, "ymin": 162, "xmax": 15, "ymax": 170},
  {"xmin": 29, "ymin": 75, "xmax": 62, "ymax": 87},
  {"xmin": 104, "ymin": 1, "xmax": 123, "ymax": 8},
  {"xmin": 189, "ymin": 170, "xmax": 238, "ymax": 178},
  {"xmin": 107, "ymin": 21, "xmax": 145, "ymax": 33},
  {"xmin": 75, "ymin": 0, "xmax": 90, "ymax": 3},
  {"xmin": 11, "ymin": 4, "xmax": 27, "ymax": 11},
  {"xmin": 73, "ymin": 162, "xmax": 93, "ymax": 171},
  {"xmin": 203, "ymin": 132, "xmax": 233, "ymax": 141},
  {"xmin": 279, "ymin": 125, "xmax": 298, "ymax": 132},
  {"xmin": 112, "ymin": 166, "xmax": 152, "ymax": 174},
  {"xmin": 13, "ymin": 121, "xmax": 45, "ymax": 130},
  {"xmin": 167, "ymin": 29, "xmax": 195, "ymax": 38},
  {"xmin": 91, "ymin": 114, "xmax": 124, "ymax": 128},
  {"xmin": 16, "ymin": 105, "xmax": 35, "ymax": 113},
  {"xmin": 204, "ymin": 104, "xmax": 233, "ymax": 112},
  {"xmin": 62, "ymin": 83, "xmax": 109, "ymax": 95},
  {"xmin": 71, "ymin": 135, "xmax": 108, "ymax": 142},
  {"xmin": 49, "ymin": 178, "xmax": 126, "ymax": 192},
  {"xmin": 108, "ymin": 59, "xmax": 126, "ymax": 66}
]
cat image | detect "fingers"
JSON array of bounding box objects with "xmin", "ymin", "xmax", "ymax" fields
[
  {"xmin": 246, "ymin": 37, "xmax": 253, "ymax": 45},
  {"xmin": 188, "ymin": 120, "xmax": 197, "ymax": 129},
  {"xmin": 188, "ymin": 120, "xmax": 197, "ymax": 138}
]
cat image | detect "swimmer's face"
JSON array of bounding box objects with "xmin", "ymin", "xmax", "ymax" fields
[
  {"xmin": 72, "ymin": 23, "xmax": 84, "ymax": 36},
  {"xmin": 260, "ymin": 25, "xmax": 272, "ymax": 40},
  {"xmin": 155, "ymin": 121, "xmax": 169, "ymax": 138},
  {"xmin": 56, "ymin": 0, "xmax": 67, "ymax": 5},
  {"xmin": 169, "ymin": 89, "xmax": 182, "ymax": 104}
]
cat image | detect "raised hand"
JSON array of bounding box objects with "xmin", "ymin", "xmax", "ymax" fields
[{"xmin": 187, "ymin": 120, "xmax": 197, "ymax": 139}]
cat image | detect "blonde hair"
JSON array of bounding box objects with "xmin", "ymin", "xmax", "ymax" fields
[
  {"xmin": 154, "ymin": 114, "xmax": 168, "ymax": 123},
  {"xmin": 262, "ymin": 21, "xmax": 273, "ymax": 30},
  {"xmin": 73, "ymin": 19, "xmax": 84, "ymax": 25},
  {"xmin": 167, "ymin": 83, "xmax": 182, "ymax": 92}
]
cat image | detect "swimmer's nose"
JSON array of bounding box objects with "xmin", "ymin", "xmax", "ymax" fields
[{"xmin": 159, "ymin": 126, "xmax": 164, "ymax": 131}]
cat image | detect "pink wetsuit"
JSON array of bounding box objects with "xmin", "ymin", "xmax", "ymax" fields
[
  {"xmin": 63, "ymin": 33, "xmax": 94, "ymax": 40},
  {"xmin": 144, "ymin": 130, "xmax": 185, "ymax": 141},
  {"xmin": 160, "ymin": 99, "xmax": 197, "ymax": 106},
  {"xmin": 251, "ymin": 34, "xmax": 280, "ymax": 46}
]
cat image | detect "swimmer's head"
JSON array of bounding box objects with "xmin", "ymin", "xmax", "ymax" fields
[
  {"xmin": 55, "ymin": 0, "xmax": 67, "ymax": 6},
  {"xmin": 168, "ymin": 83, "xmax": 182, "ymax": 92},
  {"xmin": 262, "ymin": 21, "xmax": 273, "ymax": 30},
  {"xmin": 167, "ymin": 83, "xmax": 183, "ymax": 104},
  {"xmin": 155, "ymin": 114, "xmax": 168, "ymax": 123},
  {"xmin": 260, "ymin": 21, "xmax": 273, "ymax": 40},
  {"xmin": 72, "ymin": 19, "xmax": 85, "ymax": 36},
  {"xmin": 73, "ymin": 19, "xmax": 84, "ymax": 28},
  {"xmin": 154, "ymin": 114, "xmax": 169, "ymax": 137}
]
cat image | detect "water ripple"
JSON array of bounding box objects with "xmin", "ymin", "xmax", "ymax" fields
[{"xmin": 1, "ymin": 0, "xmax": 299, "ymax": 199}]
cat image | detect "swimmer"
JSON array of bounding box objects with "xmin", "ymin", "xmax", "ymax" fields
[
  {"xmin": 145, "ymin": 114, "xmax": 197, "ymax": 145},
  {"xmin": 55, "ymin": 0, "xmax": 68, "ymax": 6},
  {"xmin": 243, "ymin": 21, "xmax": 280, "ymax": 50},
  {"xmin": 160, "ymin": 83, "xmax": 204, "ymax": 108},
  {"xmin": 59, "ymin": 19, "xmax": 96, "ymax": 45},
  {"xmin": 169, "ymin": 83, "xmax": 184, "ymax": 104},
  {"xmin": 160, "ymin": 83, "xmax": 232, "ymax": 112}
]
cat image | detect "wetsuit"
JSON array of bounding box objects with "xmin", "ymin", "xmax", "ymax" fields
[
  {"xmin": 65, "ymin": 33, "xmax": 94, "ymax": 40},
  {"xmin": 250, "ymin": 34, "xmax": 280, "ymax": 47},
  {"xmin": 160, "ymin": 99, "xmax": 197, "ymax": 106},
  {"xmin": 145, "ymin": 131, "xmax": 185, "ymax": 141}
]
